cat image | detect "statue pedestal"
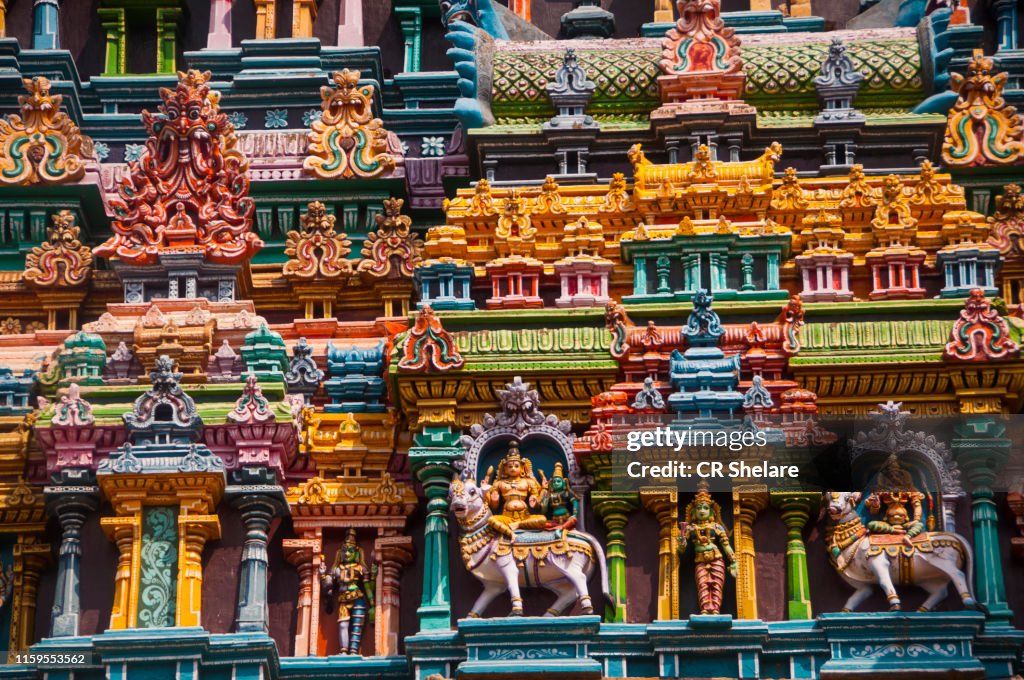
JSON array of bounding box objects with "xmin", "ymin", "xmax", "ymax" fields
[
  {"xmin": 688, "ymin": 613, "xmax": 733, "ymax": 630},
  {"xmin": 457, "ymin": 615, "xmax": 602, "ymax": 678},
  {"xmin": 817, "ymin": 612, "xmax": 985, "ymax": 679}
]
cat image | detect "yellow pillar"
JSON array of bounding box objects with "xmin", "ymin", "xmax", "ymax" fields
[
  {"xmin": 293, "ymin": 0, "xmax": 319, "ymax": 37},
  {"xmin": 732, "ymin": 488, "xmax": 769, "ymax": 620},
  {"xmin": 176, "ymin": 514, "xmax": 220, "ymax": 627},
  {"xmin": 642, "ymin": 491, "xmax": 679, "ymax": 620},
  {"xmin": 101, "ymin": 514, "xmax": 141, "ymax": 630},
  {"xmin": 653, "ymin": 0, "xmax": 674, "ymax": 23},
  {"xmin": 254, "ymin": 0, "xmax": 277, "ymax": 39},
  {"xmin": 8, "ymin": 534, "xmax": 50, "ymax": 662},
  {"xmin": 0, "ymin": 1, "xmax": 7, "ymax": 38}
]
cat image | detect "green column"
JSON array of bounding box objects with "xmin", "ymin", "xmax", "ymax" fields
[
  {"xmin": 98, "ymin": 7, "xmax": 125, "ymax": 75},
  {"xmin": 409, "ymin": 425, "xmax": 462, "ymax": 631},
  {"xmin": 770, "ymin": 491, "xmax": 818, "ymax": 620},
  {"xmin": 155, "ymin": 7, "xmax": 182, "ymax": 74},
  {"xmin": 953, "ymin": 417, "xmax": 1013, "ymax": 624},
  {"xmin": 592, "ymin": 492, "xmax": 638, "ymax": 622},
  {"xmin": 395, "ymin": 6, "xmax": 422, "ymax": 73}
]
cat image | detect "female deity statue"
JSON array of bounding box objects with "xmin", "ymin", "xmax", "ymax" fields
[
  {"xmin": 539, "ymin": 462, "xmax": 579, "ymax": 531},
  {"xmin": 320, "ymin": 529, "xmax": 376, "ymax": 655},
  {"xmin": 677, "ymin": 484, "xmax": 737, "ymax": 615},
  {"xmin": 481, "ymin": 441, "xmax": 548, "ymax": 538}
]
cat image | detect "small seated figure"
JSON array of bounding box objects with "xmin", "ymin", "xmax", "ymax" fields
[
  {"xmin": 540, "ymin": 462, "xmax": 579, "ymax": 531},
  {"xmin": 320, "ymin": 529, "xmax": 376, "ymax": 655},
  {"xmin": 677, "ymin": 483, "xmax": 737, "ymax": 615},
  {"xmin": 865, "ymin": 454, "xmax": 925, "ymax": 547},
  {"xmin": 481, "ymin": 441, "xmax": 548, "ymax": 539}
]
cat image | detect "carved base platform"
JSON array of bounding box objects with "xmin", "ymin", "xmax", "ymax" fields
[
  {"xmin": 457, "ymin": 615, "xmax": 602, "ymax": 678},
  {"xmin": 817, "ymin": 612, "xmax": 985, "ymax": 679}
]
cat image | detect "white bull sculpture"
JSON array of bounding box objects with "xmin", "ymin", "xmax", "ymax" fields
[
  {"xmin": 449, "ymin": 476, "xmax": 610, "ymax": 617},
  {"xmin": 823, "ymin": 491, "xmax": 983, "ymax": 613}
]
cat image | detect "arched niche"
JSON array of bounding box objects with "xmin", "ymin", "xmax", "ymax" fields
[{"xmin": 849, "ymin": 401, "xmax": 963, "ymax": 532}]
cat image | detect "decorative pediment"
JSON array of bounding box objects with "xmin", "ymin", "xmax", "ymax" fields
[
  {"xmin": 358, "ymin": 198, "xmax": 422, "ymax": 279},
  {"xmin": 460, "ymin": 376, "xmax": 578, "ymax": 482},
  {"xmin": 0, "ymin": 76, "xmax": 94, "ymax": 185},
  {"xmin": 24, "ymin": 210, "xmax": 93, "ymax": 289},
  {"xmin": 303, "ymin": 69, "xmax": 402, "ymax": 180},
  {"xmin": 943, "ymin": 51, "xmax": 1023, "ymax": 167},
  {"xmin": 51, "ymin": 383, "xmax": 95, "ymax": 427},
  {"xmin": 944, "ymin": 289, "xmax": 1020, "ymax": 361},
  {"xmin": 396, "ymin": 306, "xmax": 464, "ymax": 372},
  {"xmin": 95, "ymin": 70, "xmax": 262, "ymax": 266},
  {"xmin": 988, "ymin": 184, "xmax": 1024, "ymax": 255},
  {"xmin": 228, "ymin": 375, "xmax": 275, "ymax": 424},
  {"xmin": 283, "ymin": 201, "xmax": 353, "ymax": 280},
  {"xmin": 658, "ymin": 0, "xmax": 744, "ymax": 104}
]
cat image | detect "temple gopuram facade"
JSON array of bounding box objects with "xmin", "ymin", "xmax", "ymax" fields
[{"xmin": 0, "ymin": 0, "xmax": 1022, "ymax": 678}]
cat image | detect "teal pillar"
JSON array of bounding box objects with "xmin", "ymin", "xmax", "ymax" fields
[
  {"xmin": 953, "ymin": 417, "xmax": 1013, "ymax": 624},
  {"xmin": 32, "ymin": 0, "xmax": 60, "ymax": 49},
  {"xmin": 410, "ymin": 425, "xmax": 462, "ymax": 631},
  {"xmin": 633, "ymin": 256, "xmax": 647, "ymax": 295},
  {"xmin": 767, "ymin": 252, "xmax": 780, "ymax": 290},
  {"xmin": 396, "ymin": 6, "xmax": 422, "ymax": 73}
]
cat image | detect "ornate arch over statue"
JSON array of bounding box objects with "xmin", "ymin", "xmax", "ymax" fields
[
  {"xmin": 849, "ymin": 401, "xmax": 964, "ymax": 532},
  {"xmin": 459, "ymin": 376, "xmax": 580, "ymax": 486}
]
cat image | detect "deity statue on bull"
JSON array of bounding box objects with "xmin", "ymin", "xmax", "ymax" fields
[
  {"xmin": 320, "ymin": 529, "xmax": 376, "ymax": 655},
  {"xmin": 677, "ymin": 483, "xmax": 737, "ymax": 615}
]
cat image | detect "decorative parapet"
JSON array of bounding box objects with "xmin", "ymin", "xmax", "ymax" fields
[
  {"xmin": 56, "ymin": 331, "xmax": 107, "ymax": 387},
  {"xmin": 396, "ymin": 306, "xmax": 464, "ymax": 372},
  {"xmin": 23, "ymin": 211, "xmax": 93, "ymax": 290},
  {"xmin": 942, "ymin": 51, "xmax": 1024, "ymax": 167},
  {"xmin": 0, "ymin": 77, "xmax": 94, "ymax": 185},
  {"xmin": 94, "ymin": 70, "xmax": 262, "ymax": 267},
  {"xmin": 303, "ymin": 70, "xmax": 403, "ymax": 180},
  {"xmin": 944, "ymin": 289, "xmax": 1021, "ymax": 361}
]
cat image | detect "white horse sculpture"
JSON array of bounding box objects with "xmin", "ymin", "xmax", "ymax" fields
[
  {"xmin": 449, "ymin": 476, "xmax": 610, "ymax": 617},
  {"xmin": 823, "ymin": 491, "xmax": 983, "ymax": 613}
]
